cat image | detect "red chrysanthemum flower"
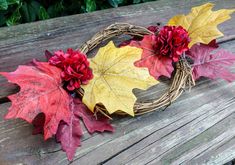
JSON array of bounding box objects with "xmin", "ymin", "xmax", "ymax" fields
[
  {"xmin": 49, "ymin": 48, "xmax": 93, "ymax": 91},
  {"xmin": 154, "ymin": 26, "xmax": 190, "ymax": 62}
]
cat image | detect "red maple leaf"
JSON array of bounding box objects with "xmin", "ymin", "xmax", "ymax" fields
[
  {"xmin": 187, "ymin": 42, "xmax": 235, "ymax": 82},
  {"xmin": 0, "ymin": 61, "xmax": 71, "ymax": 140},
  {"xmin": 56, "ymin": 98, "xmax": 114, "ymax": 160},
  {"xmin": 130, "ymin": 35, "xmax": 174, "ymax": 79},
  {"xmin": 1, "ymin": 60, "xmax": 114, "ymax": 161}
]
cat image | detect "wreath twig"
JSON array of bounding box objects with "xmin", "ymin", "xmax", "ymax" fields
[{"xmin": 78, "ymin": 23, "xmax": 195, "ymax": 115}]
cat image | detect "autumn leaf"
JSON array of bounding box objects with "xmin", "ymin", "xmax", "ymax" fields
[
  {"xmin": 130, "ymin": 35, "xmax": 174, "ymax": 79},
  {"xmin": 168, "ymin": 3, "xmax": 235, "ymax": 47},
  {"xmin": 187, "ymin": 41, "xmax": 235, "ymax": 81},
  {"xmin": 56, "ymin": 97, "xmax": 113, "ymax": 161},
  {"xmin": 0, "ymin": 61, "xmax": 71, "ymax": 140},
  {"xmin": 82, "ymin": 41, "xmax": 158, "ymax": 116}
]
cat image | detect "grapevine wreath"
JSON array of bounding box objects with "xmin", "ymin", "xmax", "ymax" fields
[{"xmin": 1, "ymin": 3, "xmax": 235, "ymax": 160}]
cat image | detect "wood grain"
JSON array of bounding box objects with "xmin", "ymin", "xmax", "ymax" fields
[{"xmin": 0, "ymin": 0, "xmax": 235, "ymax": 164}]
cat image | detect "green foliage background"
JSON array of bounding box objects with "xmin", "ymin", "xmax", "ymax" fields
[{"xmin": 0, "ymin": 0, "xmax": 156, "ymax": 27}]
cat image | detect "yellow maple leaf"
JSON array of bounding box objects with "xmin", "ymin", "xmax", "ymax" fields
[
  {"xmin": 82, "ymin": 41, "xmax": 158, "ymax": 116},
  {"xmin": 168, "ymin": 3, "xmax": 235, "ymax": 47}
]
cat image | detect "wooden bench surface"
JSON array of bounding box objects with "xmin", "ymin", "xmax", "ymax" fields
[{"xmin": 0, "ymin": 0, "xmax": 235, "ymax": 164}]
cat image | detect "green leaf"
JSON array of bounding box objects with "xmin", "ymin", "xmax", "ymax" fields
[
  {"xmin": 20, "ymin": 2, "xmax": 30, "ymax": 22},
  {"xmin": 80, "ymin": 5, "xmax": 86, "ymax": 13},
  {"xmin": 20, "ymin": 1, "xmax": 40, "ymax": 22},
  {"xmin": 6, "ymin": 0, "xmax": 20, "ymax": 5},
  {"xmin": 108, "ymin": 0, "xmax": 124, "ymax": 7},
  {"xmin": 30, "ymin": 0, "xmax": 40, "ymax": 17},
  {"xmin": 0, "ymin": 0, "xmax": 8, "ymax": 10},
  {"xmin": 38, "ymin": 6, "xmax": 49, "ymax": 20},
  {"xmin": 99, "ymin": 4, "xmax": 110, "ymax": 10},
  {"xmin": 142, "ymin": 0, "xmax": 155, "ymax": 2},
  {"xmin": 0, "ymin": 13, "xmax": 6, "ymax": 26},
  {"xmin": 133, "ymin": 0, "xmax": 141, "ymax": 3},
  {"xmin": 6, "ymin": 7, "xmax": 21, "ymax": 26},
  {"xmin": 85, "ymin": 0, "xmax": 96, "ymax": 12},
  {"xmin": 0, "ymin": 0, "xmax": 20, "ymax": 10},
  {"xmin": 47, "ymin": 1, "xmax": 64, "ymax": 18}
]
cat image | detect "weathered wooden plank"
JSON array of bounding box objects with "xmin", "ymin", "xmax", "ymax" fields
[
  {"xmin": 0, "ymin": 0, "xmax": 235, "ymax": 98},
  {"xmin": 166, "ymin": 127, "xmax": 235, "ymax": 165},
  {"xmin": 149, "ymin": 112, "xmax": 235, "ymax": 165},
  {"xmin": 191, "ymin": 137, "xmax": 235, "ymax": 165}
]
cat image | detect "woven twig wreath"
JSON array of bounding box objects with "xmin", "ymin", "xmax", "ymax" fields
[{"xmin": 78, "ymin": 23, "xmax": 195, "ymax": 116}]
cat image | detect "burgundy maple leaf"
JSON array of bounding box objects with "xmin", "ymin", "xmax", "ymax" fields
[
  {"xmin": 187, "ymin": 41, "xmax": 235, "ymax": 82},
  {"xmin": 56, "ymin": 98, "xmax": 114, "ymax": 160}
]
